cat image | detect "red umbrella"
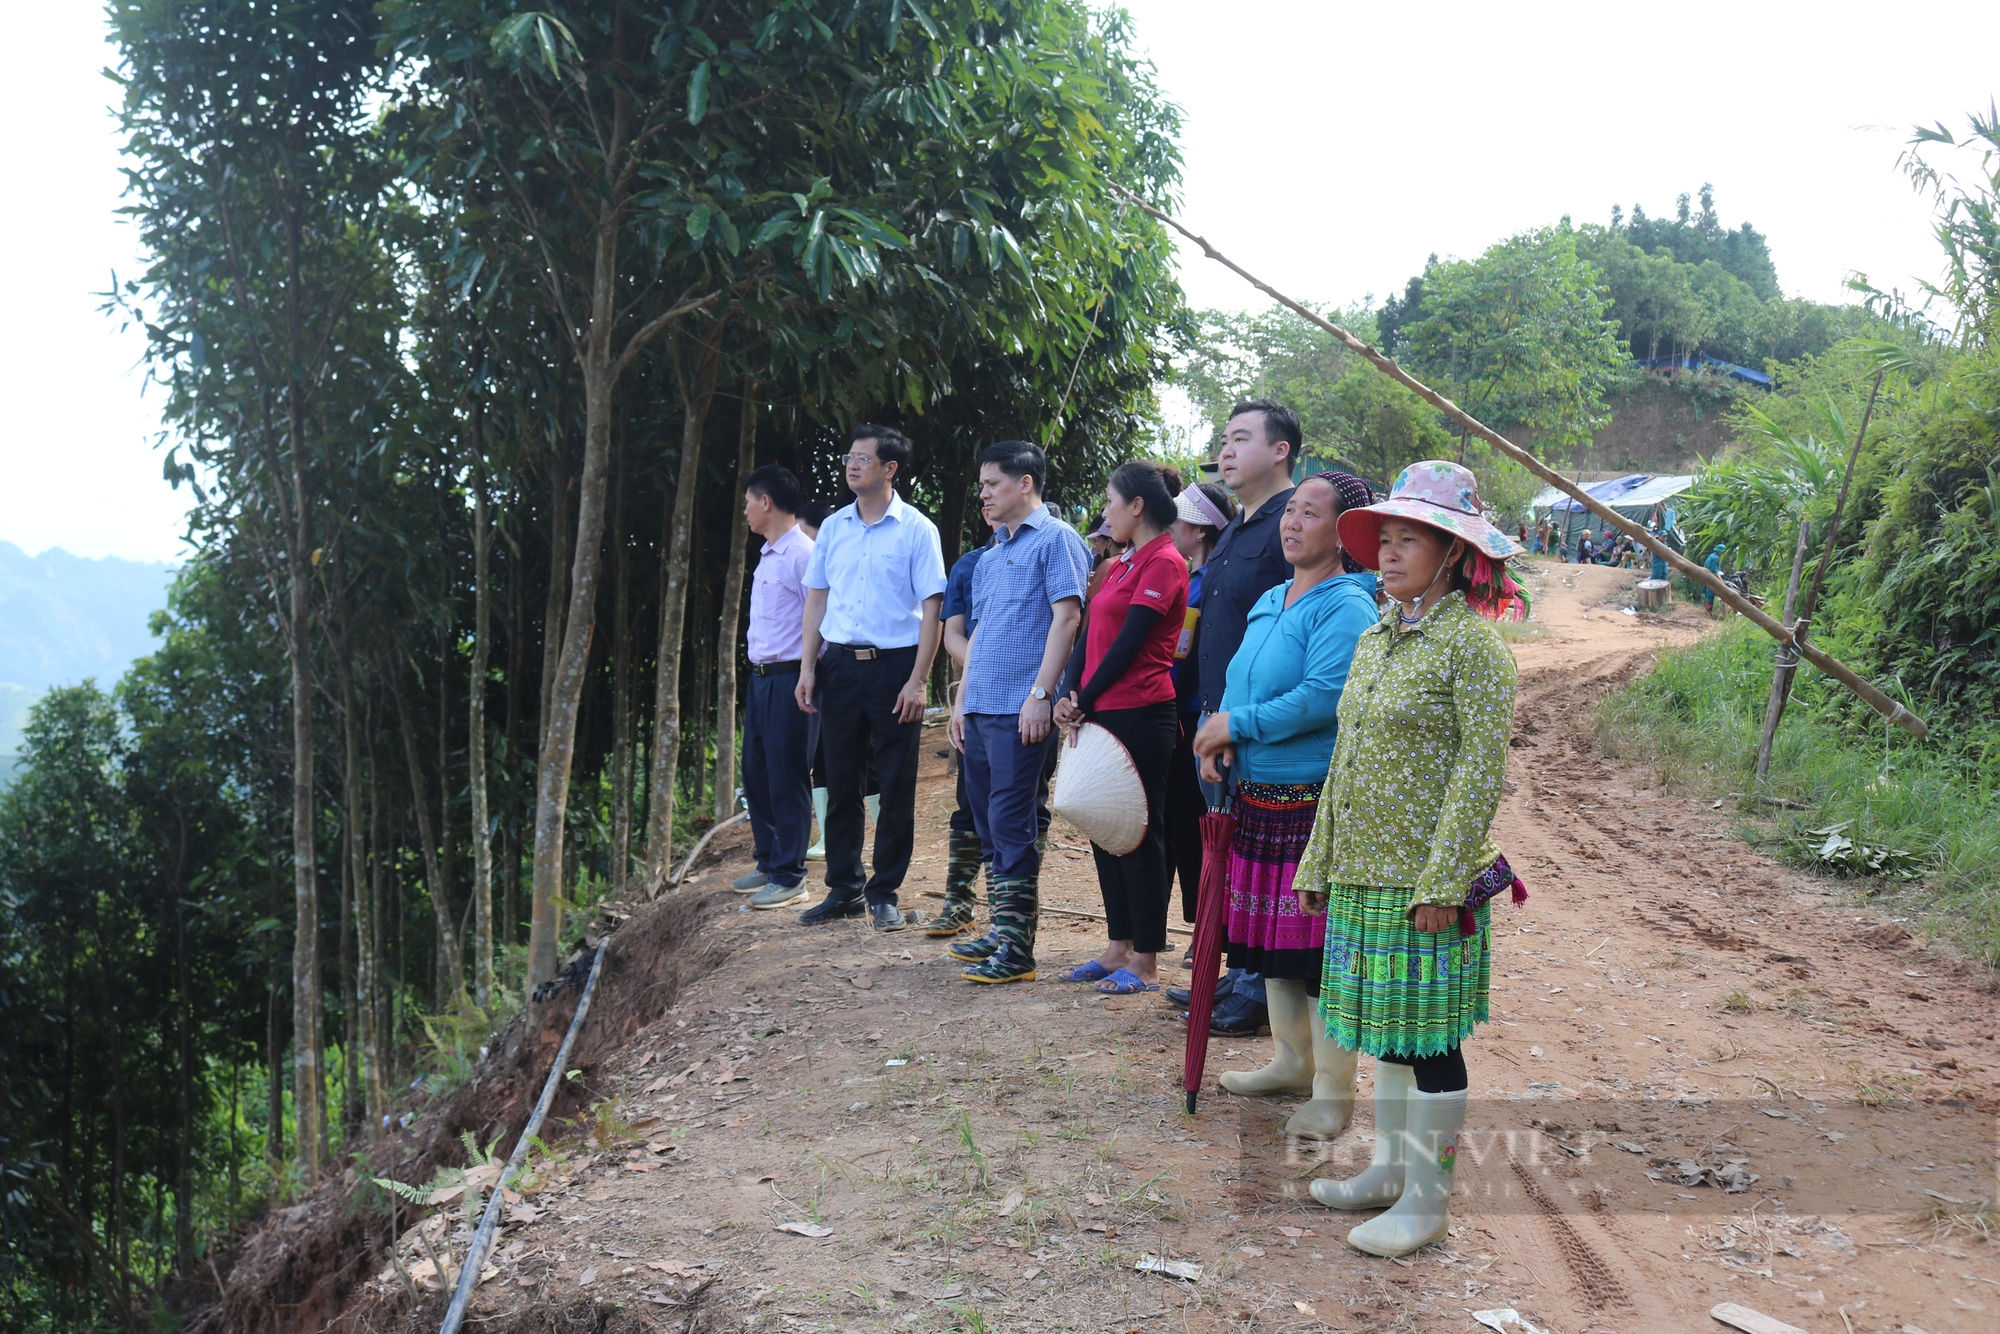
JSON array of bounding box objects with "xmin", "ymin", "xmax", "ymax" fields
[{"xmin": 1181, "ymin": 778, "xmax": 1237, "ymax": 1114}]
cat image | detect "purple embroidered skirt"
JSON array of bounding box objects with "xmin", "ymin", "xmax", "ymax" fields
[{"xmin": 1223, "ymin": 780, "xmax": 1325, "ymax": 982}]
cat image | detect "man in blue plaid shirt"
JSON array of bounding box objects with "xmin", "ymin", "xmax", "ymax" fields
[{"xmin": 947, "ymin": 441, "xmax": 1090, "ymax": 984}]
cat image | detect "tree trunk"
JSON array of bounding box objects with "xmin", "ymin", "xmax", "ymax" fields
[
  {"xmin": 337, "ymin": 796, "xmax": 359, "ymax": 1139},
  {"xmin": 365, "ymin": 721, "xmax": 388, "ymax": 1120},
  {"xmin": 539, "ymin": 444, "xmax": 571, "ymax": 757},
  {"xmin": 527, "ymin": 216, "xmax": 628, "ymax": 988},
  {"xmin": 610, "ymin": 433, "xmax": 636, "ymax": 896},
  {"xmin": 284, "ymin": 491, "xmax": 321, "ymax": 1184},
  {"xmin": 335, "ymin": 650, "xmax": 377, "ymax": 1141},
  {"xmin": 258, "ymin": 858, "xmax": 282, "ymax": 1182},
  {"xmin": 469, "ymin": 460, "xmax": 495, "ymax": 1008},
  {"xmin": 502, "ymin": 482, "xmax": 526, "ymax": 949},
  {"xmin": 436, "ymin": 618, "xmax": 452, "ymax": 974},
  {"xmin": 712, "ymin": 390, "xmax": 757, "ymax": 819},
  {"xmin": 1755, "ymin": 517, "xmax": 1811, "ymax": 784},
  {"xmin": 392, "ymin": 664, "xmax": 463, "ymax": 1003},
  {"xmin": 643, "ymin": 323, "xmax": 723, "ymax": 884}
]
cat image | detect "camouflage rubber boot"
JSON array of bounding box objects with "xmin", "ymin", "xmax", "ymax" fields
[
  {"xmin": 961, "ymin": 874, "xmax": 1038, "ymax": 983},
  {"xmin": 924, "ymin": 826, "xmax": 985, "ymax": 938}
]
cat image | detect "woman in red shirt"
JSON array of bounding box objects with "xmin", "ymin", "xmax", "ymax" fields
[{"xmin": 1053, "ymin": 462, "xmax": 1188, "ymax": 994}]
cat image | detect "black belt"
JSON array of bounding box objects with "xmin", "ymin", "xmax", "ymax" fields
[
  {"xmin": 749, "ymin": 659, "xmax": 801, "ymax": 676},
  {"xmin": 828, "ymin": 642, "xmax": 912, "ymax": 661}
]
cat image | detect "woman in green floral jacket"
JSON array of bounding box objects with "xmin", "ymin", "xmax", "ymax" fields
[{"xmin": 1294, "ymin": 460, "xmax": 1526, "ymax": 1259}]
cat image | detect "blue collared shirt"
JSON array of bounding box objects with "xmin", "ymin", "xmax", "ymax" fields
[
  {"xmin": 962, "ymin": 504, "xmax": 1090, "ymax": 715},
  {"xmin": 803, "ymin": 491, "xmax": 948, "ymax": 649}
]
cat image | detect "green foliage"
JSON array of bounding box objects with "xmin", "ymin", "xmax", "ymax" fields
[
  {"xmin": 1574, "ymin": 188, "xmax": 1864, "ymax": 370},
  {"xmin": 1599, "ymin": 622, "xmax": 1999, "ymax": 963},
  {"xmin": 1677, "ymin": 399, "xmax": 1850, "ymax": 579},
  {"xmin": 1614, "ymin": 184, "xmax": 1781, "ymax": 299},
  {"xmin": 1891, "ymin": 104, "xmax": 2000, "ymax": 349},
  {"xmin": 1173, "ymin": 304, "xmax": 1450, "ymax": 484},
  {"xmin": 1403, "ymin": 224, "xmax": 1629, "ymax": 457},
  {"xmin": 0, "ymin": 676, "xmax": 278, "ymax": 1325},
  {"xmin": 1853, "ymin": 353, "xmax": 2000, "ymax": 714}
]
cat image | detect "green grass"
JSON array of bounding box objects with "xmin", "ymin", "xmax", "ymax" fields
[{"xmin": 1596, "ymin": 620, "xmax": 2000, "ymax": 968}]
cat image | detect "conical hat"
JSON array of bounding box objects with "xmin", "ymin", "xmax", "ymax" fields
[{"xmin": 1051, "ymin": 722, "xmax": 1147, "ymax": 856}]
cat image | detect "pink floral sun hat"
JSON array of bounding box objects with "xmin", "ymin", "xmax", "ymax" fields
[{"xmin": 1334, "ymin": 459, "xmax": 1525, "ymax": 570}]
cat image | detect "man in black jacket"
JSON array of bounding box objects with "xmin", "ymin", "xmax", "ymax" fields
[{"xmin": 1173, "ymin": 397, "xmax": 1300, "ymax": 1034}]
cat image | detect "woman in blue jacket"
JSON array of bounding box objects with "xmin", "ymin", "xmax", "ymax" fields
[{"xmin": 1193, "ymin": 470, "xmax": 1379, "ymax": 1139}]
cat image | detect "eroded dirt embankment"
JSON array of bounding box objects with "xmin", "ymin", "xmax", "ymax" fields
[{"xmin": 198, "ymin": 561, "xmax": 1999, "ymax": 1334}]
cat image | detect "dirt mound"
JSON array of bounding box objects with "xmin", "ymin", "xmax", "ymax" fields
[{"xmin": 185, "ymin": 891, "xmax": 728, "ymax": 1334}]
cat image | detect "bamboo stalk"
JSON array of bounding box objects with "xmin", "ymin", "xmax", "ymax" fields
[
  {"xmin": 1755, "ymin": 517, "xmax": 1811, "ymax": 783},
  {"xmin": 1112, "ymin": 184, "xmax": 1929, "ymax": 739}
]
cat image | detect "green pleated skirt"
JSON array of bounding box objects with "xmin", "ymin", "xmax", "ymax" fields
[{"xmin": 1318, "ymin": 884, "xmax": 1490, "ymax": 1058}]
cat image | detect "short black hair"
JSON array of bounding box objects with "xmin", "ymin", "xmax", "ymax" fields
[
  {"xmin": 851, "ymin": 423, "xmax": 912, "ymax": 481},
  {"xmin": 743, "ymin": 464, "xmax": 802, "ymax": 515},
  {"xmin": 797, "ymin": 499, "xmax": 831, "ymax": 530},
  {"xmin": 976, "ymin": 439, "xmax": 1045, "ymax": 494},
  {"xmin": 1228, "ymin": 398, "xmax": 1302, "ymax": 460},
  {"xmin": 1108, "ymin": 460, "xmax": 1176, "ymax": 531}
]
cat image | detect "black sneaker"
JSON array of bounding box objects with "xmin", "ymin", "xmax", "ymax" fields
[
  {"xmin": 1209, "ymin": 987, "xmax": 1269, "ymax": 1036},
  {"xmin": 869, "ymin": 902, "xmax": 907, "ymax": 932},
  {"xmin": 1166, "ymin": 970, "xmax": 1237, "ymax": 1010},
  {"xmin": 798, "ymin": 893, "xmax": 865, "ymax": 926}
]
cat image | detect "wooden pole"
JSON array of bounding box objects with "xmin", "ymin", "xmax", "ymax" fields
[
  {"xmin": 1755, "ymin": 518, "xmax": 1811, "ymax": 783},
  {"xmin": 1112, "ymin": 184, "xmax": 1929, "ymax": 739}
]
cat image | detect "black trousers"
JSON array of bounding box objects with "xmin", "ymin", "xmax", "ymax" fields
[
  {"xmin": 1087, "ymin": 701, "xmax": 1178, "ymax": 954},
  {"xmin": 743, "ymin": 669, "xmax": 815, "ymax": 887},
  {"xmin": 1165, "ymin": 710, "xmax": 1205, "ymax": 923},
  {"xmin": 1378, "ymin": 1047, "xmax": 1468, "ymax": 1093},
  {"xmin": 817, "ymin": 646, "xmax": 922, "ymax": 906}
]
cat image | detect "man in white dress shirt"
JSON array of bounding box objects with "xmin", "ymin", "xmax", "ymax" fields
[{"xmin": 795, "ymin": 425, "xmax": 947, "ymax": 931}]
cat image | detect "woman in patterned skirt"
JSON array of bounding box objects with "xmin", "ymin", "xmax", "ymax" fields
[
  {"xmin": 1192, "ymin": 471, "xmax": 1378, "ymax": 1139},
  {"xmin": 1295, "ymin": 460, "xmax": 1525, "ymax": 1258}
]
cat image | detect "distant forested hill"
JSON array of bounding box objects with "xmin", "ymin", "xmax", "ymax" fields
[{"xmin": 0, "ymin": 542, "xmax": 176, "ymax": 769}]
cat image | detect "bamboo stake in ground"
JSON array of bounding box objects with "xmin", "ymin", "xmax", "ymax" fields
[
  {"xmin": 1756, "ymin": 518, "xmax": 1811, "ymax": 783},
  {"xmin": 1112, "ymin": 184, "xmax": 1929, "ymax": 739}
]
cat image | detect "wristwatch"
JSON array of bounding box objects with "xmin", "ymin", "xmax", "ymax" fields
[{"xmin": 1029, "ymin": 686, "xmax": 1050, "ymax": 701}]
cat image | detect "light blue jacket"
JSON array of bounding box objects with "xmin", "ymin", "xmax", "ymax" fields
[{"xmin": 1219, "ymin": 571, "xmax": 1379, "ymax": 785}]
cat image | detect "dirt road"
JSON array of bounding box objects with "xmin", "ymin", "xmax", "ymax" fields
[{"xmin": 400, "ymin": 561, "xmax": 1997, "ymax": 1334}]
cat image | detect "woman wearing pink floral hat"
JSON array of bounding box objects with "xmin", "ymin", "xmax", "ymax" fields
[{"xmin": 1293, "ymin": 459, "xmax": 1528, "ymax": 1258}]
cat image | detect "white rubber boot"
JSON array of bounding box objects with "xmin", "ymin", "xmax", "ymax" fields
[
  {"xmin": 1285, "ymin": 1011, "xmax": 1358, "ymax": 1140},
  {"xmin": 806, "ymin": 788, "xmax": 828, "ymax": 861},
  {"xmin": 1345, "ymin": 1088, "xmax": 1467, "ymax": 1258},
  {"xmin": 1218, "ymin": 978, "xmax": 1314, "ymax": 1097},
  {"xmin": 1310, "ymin": 1060, "xmax": 1414, "ymax": 1208}
]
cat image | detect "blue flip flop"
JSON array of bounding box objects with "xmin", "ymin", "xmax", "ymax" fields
[
  {"xmin": 1059, "ymin": 960, "xmax": 1115, "ymax": 983},
  {"xmin": 1094, "ymin": 968, "xmax": 1159, "ymax": 995}
]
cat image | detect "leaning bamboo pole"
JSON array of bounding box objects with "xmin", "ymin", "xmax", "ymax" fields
[{"xmin": 1113, "ymin": 185, "xmax": 1929, "ymax": 739}]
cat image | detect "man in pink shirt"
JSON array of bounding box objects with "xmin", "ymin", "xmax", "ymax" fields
[{"xmin": 738, "ymin": 466, "xmax": 818, "ymax": 907}]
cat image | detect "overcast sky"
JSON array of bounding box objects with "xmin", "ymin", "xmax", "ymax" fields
[{"xmin": 3, "ymin": 2, "xmax": 1995, "ymax": 562}]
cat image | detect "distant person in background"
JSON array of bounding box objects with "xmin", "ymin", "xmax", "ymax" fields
[
  {"xmin": 1574, "ymin": 532, "xmax": 1594, "ymax": 564},
  {"xmin": 736, "ymin": 466, "xmax": 819, "ymax": 909},
  {"xmin": 1054, "ymin": 461, "xmax": 1187, "ymax": 995},
  {"xmin": 1647, "ymin": 520, "xmax": 1670, "ymax": 583},
  {"xmin": 796, "ymin": 501, "xmax": 834, "ymax": 855},
  {"xmin": 795, "ymin": 425, "xmax": 947, "ymax": 932},
  {"xmin": 1164, "ymin": 481, "xmax": 1237, "ymax": 947},
  {"xmin": 796, "ymin": 499, "xmax": 830, "ymax": 541},
  {"xmin": 1703, "ymin": 543, "xmax": 1727, "ymax": 616}
]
